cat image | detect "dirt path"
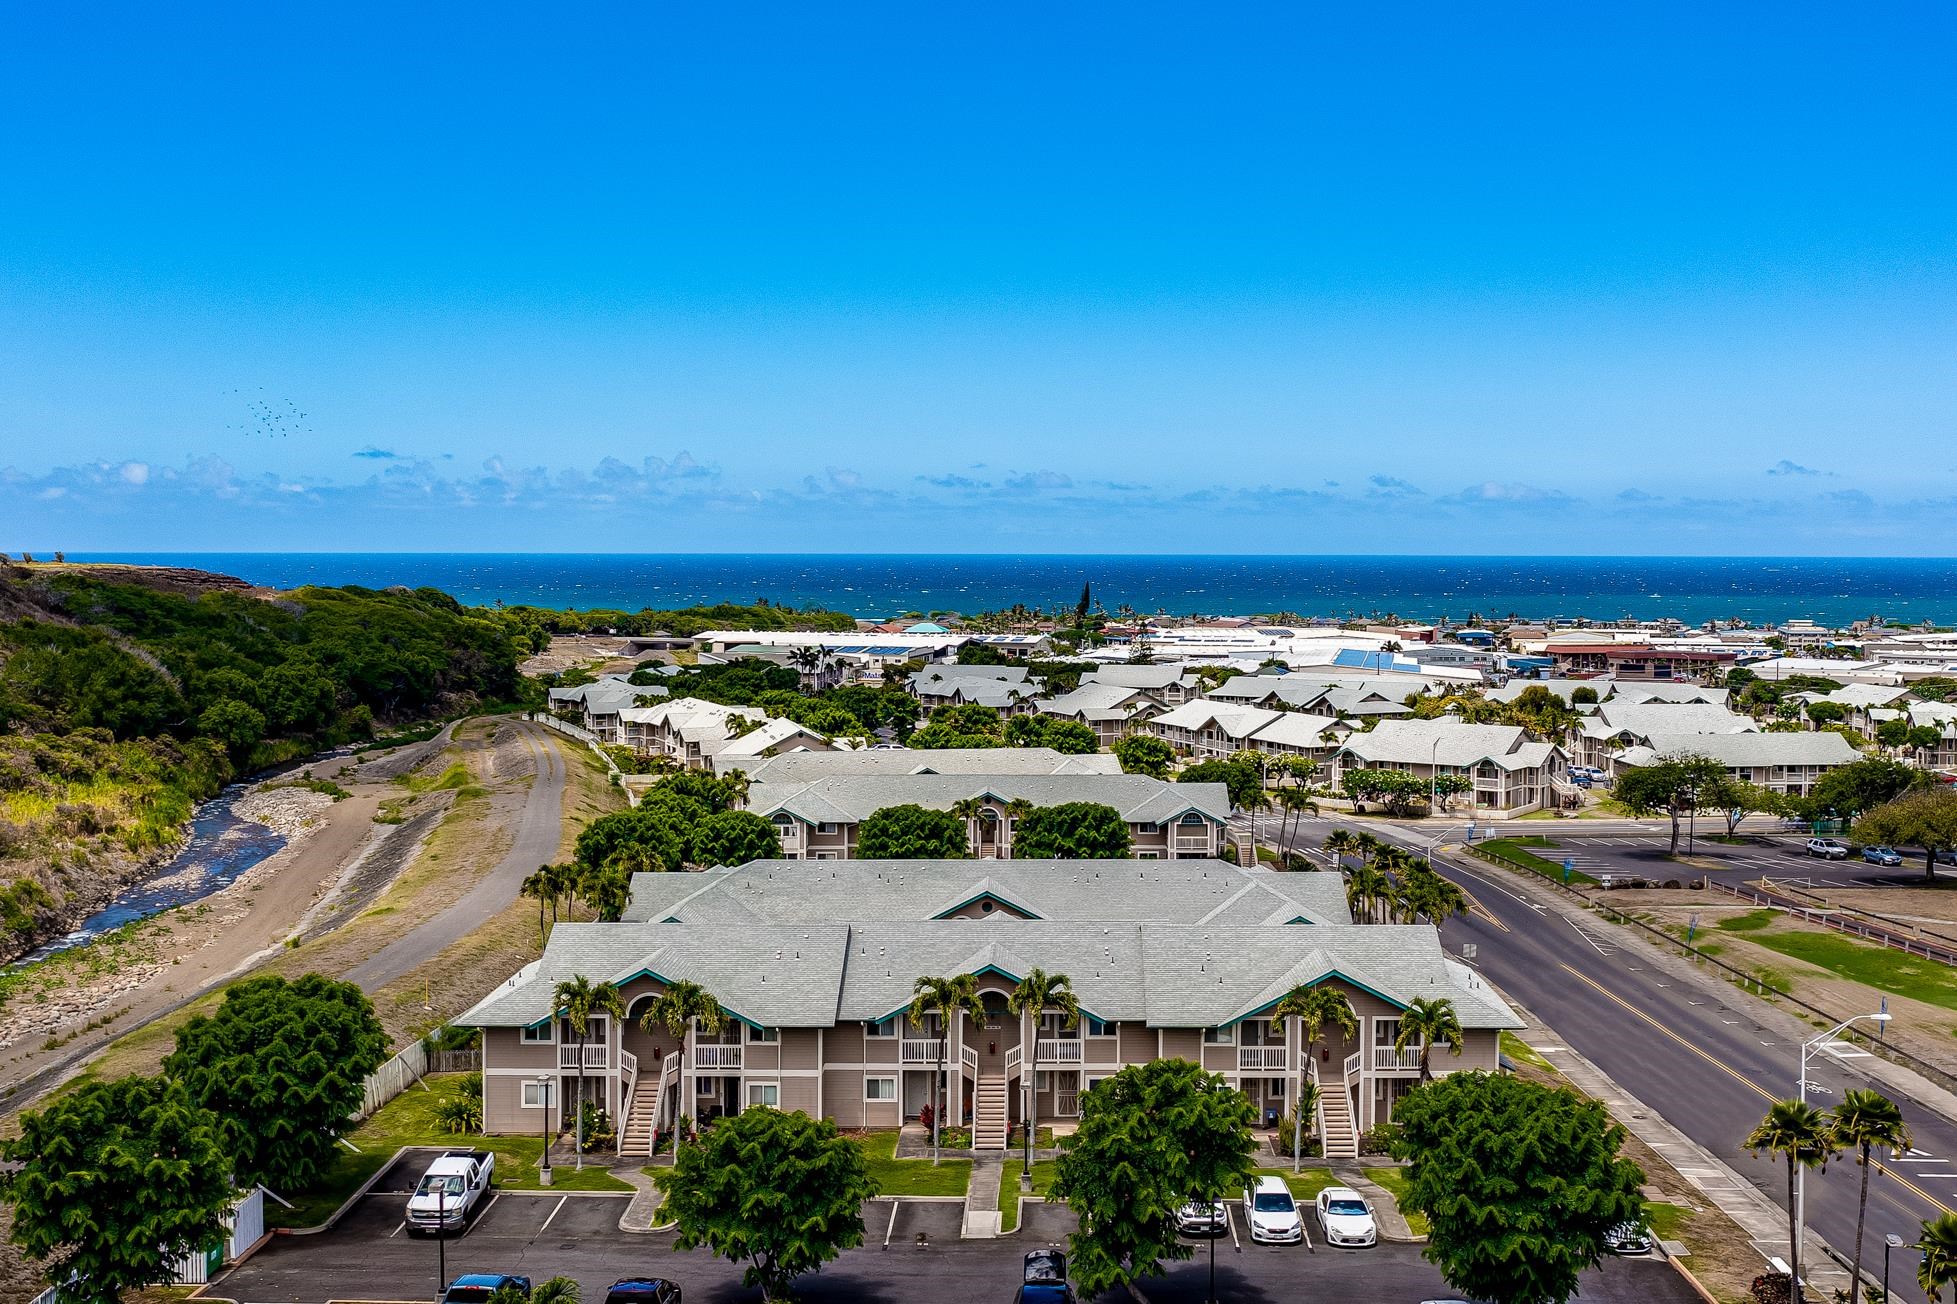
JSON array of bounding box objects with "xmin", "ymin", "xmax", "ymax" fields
[{"xmin": 342, "ymin": 722, "xmax": 567, "ymax": 992}]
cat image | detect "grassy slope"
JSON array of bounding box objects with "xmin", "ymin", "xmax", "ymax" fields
[{"xmin": 854, "ymin": 1130, "xmax": 972, "ymax": 1197}]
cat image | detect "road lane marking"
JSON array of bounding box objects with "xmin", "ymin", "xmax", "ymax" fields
[
  {"xmin": 1567, "ymin": 918, "xmax": 1613, "ymax": 956},
  {"xmin": 539, "ymin": 1195, "xmax": 568, "ymax": 1233},
  {"xmin": 1554, "ymin": 963, "xmax": 1952, "ymax": 1216}
]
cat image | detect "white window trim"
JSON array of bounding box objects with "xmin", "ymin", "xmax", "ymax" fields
[
  {"xmin": 747, "ymin": 1082, "xmax": 780, "ymax": 1108},
  {"xmin": 865, "ymin": 1076, "xmax": 897, "ymax": 1102},
  {"xmin": 521, "ymin": 1080, "xmax": 552, "ymax": 1108},
  {"xmin": 521, "ymin": 1023, "xmax": 554, "ymax": 1044},
  {"xmin": 866, "ymin": 1017, "xmax": 897, "ymax": 1038},
  {"xmin": 747, "ymin": 1024, "xmax": 779, "ymax": 1043}
]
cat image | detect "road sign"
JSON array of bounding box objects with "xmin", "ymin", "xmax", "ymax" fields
[
  {"xmin": 1461, "ymin": 943, "xmax": 1477, "ymax": 960},
  {"xmin": 1563, "ymin": 858, "xmax": 1574, "ymax": 884}
]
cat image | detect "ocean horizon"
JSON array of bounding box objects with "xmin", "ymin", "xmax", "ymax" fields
[{"xmin": 65, "ymin": 553, "xmax": 1957, "ymax": 627}]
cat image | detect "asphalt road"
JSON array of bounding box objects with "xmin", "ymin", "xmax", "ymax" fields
[
  {"xmin": 344, "ymin": 721, "xmax": 568, "ymax": 991},
  {"xmin": 1270, "ymin": 816, "xmax": 1957, "ymax": 1304},
  {"xmin": 213, "ymin": 1189, "xmax": 1695, "ymax": 1304}
]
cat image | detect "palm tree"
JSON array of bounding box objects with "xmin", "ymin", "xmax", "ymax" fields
[
  {"xmin": 1272, "ymin": 984, "xmax": 1357, "ymax": 1171},
  {"xmin": 788, "ymin": 644, "xmax": 824, "ymax": 689},
  {"xmin": 950, "ymin": 797, "xmax": 987, "ymax": 856},
  {"xmin": 1345, "ymin": 861, "xmax": 1390, "ymax": 925},
  {"xmin": 1394, "ymin": 997, "xmax": 1464, "ymax": 1081},
  {"xmin": 642, "ymin": 979, "xmax": 726, "ymax": 1150},
  {"xmin": 1832, "ymin": 1089, "xmax": 1911, "ymax": 1304},
  {"xmin": 1747, "ymin": 1098, "xmax": 1838, "ymax": 1303},
  {"xmin": 1006, "ymin": 969, "xmax": 1079, "ymax": 1174},
  {"xmin": 521, "ymin": 865, "xmax": 553, "ymax": 944},
  {"xmin": 909, "ymin": 974, "xmax": 988, "ymax": 1164},
  {"xmin": 551, "ymin": 975, "xmax": 624, "ymax": 1168},
  {"xmin": 1275, "ymin": 786, "xmax": 1319, "ymax": 852},
  {"xmin": 1324, "ymin": 829, "xmax": 1358, "ymax": 873},
  {"xmin": 1922, "ymin": 1214, "xmax": 1957, "ymax": 1304},
  {"xmin": 1003, "ymin": 798, "xmax": 1035, "ymax": 855},
  {"xmin": 531, "ymin": 1277, "xmax": 581, "ymax": 1304}
]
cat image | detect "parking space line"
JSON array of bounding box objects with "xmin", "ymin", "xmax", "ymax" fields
[
  {"xmin": 883, "ymin": 1200, "xmax": 900, "ymax": 1249},
  {"xmin": 461, "ymin": 1192, "xmax": 499, "ymax": 1238},
  {"xmin": 539, "ymin": 1195, "xmax": 568, "ymax": 1233},
  {"xmin": 389, "ymin": 1220, "xmax": 405, "ymax": 1238}
]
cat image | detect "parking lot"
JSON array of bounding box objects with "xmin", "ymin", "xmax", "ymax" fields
[
  {"xmin": 212, "ymin": 1184, "xmax": 1701, "ymax": 1304},
  {"xmin": 1529, "ymin": 831, "xmax": 1926, "ymax": 888}
]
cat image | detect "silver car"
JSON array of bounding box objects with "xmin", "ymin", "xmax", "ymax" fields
[{"xmin": 1174, "ymin": 1198, "xmax": 1228, "ymax": 1237}]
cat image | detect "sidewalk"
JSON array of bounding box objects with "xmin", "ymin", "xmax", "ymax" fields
[
  {"xmin": 963, "ymin": 1152, "xmax": 1006, "ymax": 1238},
  {"xmin": 612, "ymin": 1160, "xmax": 667, "ymax": 1232}
]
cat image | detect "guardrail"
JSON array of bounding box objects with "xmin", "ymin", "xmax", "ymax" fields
[{"xmin": 1707, "ymin": 879, "xmax": 1957, "ymax": 966}]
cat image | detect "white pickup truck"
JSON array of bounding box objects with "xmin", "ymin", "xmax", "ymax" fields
[{"xmin": 406, "ymin": 1149, "xmax": 495, "ymax": 1235}]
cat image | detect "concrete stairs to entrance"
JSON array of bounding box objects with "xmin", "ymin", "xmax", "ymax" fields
[
  {"xmin": 1320, "ymin": 1080, "xmax": 1359, "ymax": 1160},
  {"xmin": 619, "ymin": 1079, "xmax": 662, "ymax": 1158},
  {"xmin": 973, "ymin": 1076, "xmax": 1009, "ymax": 1151}
]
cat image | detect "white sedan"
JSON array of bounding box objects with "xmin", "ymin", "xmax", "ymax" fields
[{"xmin": 1315, "ymin": 1186, "xmax": 1377, "ymax": 1247}]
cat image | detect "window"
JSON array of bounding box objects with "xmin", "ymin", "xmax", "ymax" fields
[
  {"xmin": 771, "ymin": 813, "xmax": 795, "ymax": 827},
  {"xmin": 1203, "ymin": 1025, "xmax": 1235, "ymax": 1046},
  {"xmin": 865, "ymin": 1077, "xmax": 897, "ymax": 1102},
  {"xmin": 747, "ymin": 1024, "xmax": 778, "ymax": 1043},
  {"xmin": 521, "ymin": 1023, "xmax": 553, "ymax": 1044},
  {"xmin": 1086, "ymin": 1017, "xmax": 1110, "ymax": 1037},
  {"xmin": 816, "ymin": 822, "xmax": 840, "ymax": 835},
  {"xmin": 866, "ymin": 1017, "xmax": 897, "ymax": 1038},
  {"xmin": 1035, "ymin": 1070, "xmax": 1052, "ymax": 1091},
  {"xmin": 521, "ymin": 1080, "xmax": 552, "ymax": 1108},
  {"xmin": 747, "ymin": 1083, "xmax": 779, "ymax": 1108},
  {"xmin": 1137, "ymin": 851, "xmax": 1159, "ymax": 860},
  {"xmin": 1374, "ymin": 1018, "xmax": 1402, "ymax": 1046}
]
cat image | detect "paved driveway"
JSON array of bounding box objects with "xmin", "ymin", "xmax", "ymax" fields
[{"xmin": 212, "ymin": 1189, "xmax": 1695, "ymax": 1304}]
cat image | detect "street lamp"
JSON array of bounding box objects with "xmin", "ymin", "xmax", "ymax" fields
[
  {"xmin": 1796, "ymin": 1012, "xmax": 1891, "ymax": 1297},
  {"xmin": 1884, "ymin": 1231, "xmax": 1905, "ymax": 1303},
  {"xmin": 536, "ymin": 1073, "xmax": 554, "ymax": 1188}
]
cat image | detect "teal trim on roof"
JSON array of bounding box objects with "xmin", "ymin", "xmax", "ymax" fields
[
  {"xmin": 931, "ymin": 891, "xmax": 1045, "ymax": 921},
  {"xmin": 1234, "ymin": 969, "xmax": 1406, "ymax": 1022},
  {"xmin": 609, "ymin": 966, "xmax": 766, "ymax": 1031}
]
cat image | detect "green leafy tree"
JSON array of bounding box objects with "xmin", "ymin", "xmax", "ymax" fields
[
  {"xmin": 530, "ymin": 1277, "xmax": 582, "ymax": 1304},
  {"xmin": 1011, "ymin": 802, "xmax": 1132, "ymax": 859},
  {"xmin": 163, "ymin": 973, "xmax": 387, "ymax": 1191},
  {"xmin": 1612, "ymin": 753, "xmax": 1730, "ymax": 853},
  {"xmin": 657, "ymin": 1105, "xmax": 876, "ymax": 1301},
  {"xmin": 574, "ymin": 802, "xmax": 700, "ymax": 874},
  {"xmin": 578, "ymin": 864, "xmax": 633, "ymax": 922},
  {"xmin": 1746, "ymin": 1099, "xmax": 1838, "ymax": 1304},
  {"xmin": 1340, "ymin": 766, "xmax": 1433, "ymax": 816},
  {"xmin": 553, "ymin": 976, "xmax": 626, "ymax": 1167},
  {"xmin": 1002, "ymin": 714, "xmax": 1099, "ymax": 754},
  {"xmin": 689, "ymin": 810, "xmax": 783, "ymax": 866},
  {"xmin": 1812, "ymin": 757, "xmax": 1933, "ymax": 820},
  {"xmin": 1112, "ymin": 733, "xmax": 1175, "ymax": 779},
  {"xmin": 1178, "ymin": 754, "xmax": 1264, "ymax": 807},
  {"xmin": 1047, "ymin": 1058, "xmax": 1256, "ymax": 1299},
  {"xmin": 1831, "ymin": 1089, "xmax": 1911, "ymax": 1304},
  {"xmin": 1571, "ymin": 685, "xmax": 1600, "ymax": 705},
  {"xmin": 909, "ymin": 973, "xmax": 988, "ymax": 1163},
  {"xmin": 1391, "ymin": 1072, "xmax": 1645, "ymax": 1304},
  {"xmin": 196, "ymin": 697, "xmax": 267, "ymax": 756},
  {"xmin": 3, "ymin": 1075, "xmax": 234, "ymax": 1304},
  {"xmin": 857, "ymin": 804, "xmax": 970, "ymax": 858},
  {"xmin": 1855, "ymin": 788, "xmax": 1957, "ymax": 880},
  {"xmin": 1705, "ymin": 777, "xmax": 1789, "ymax": 836}
]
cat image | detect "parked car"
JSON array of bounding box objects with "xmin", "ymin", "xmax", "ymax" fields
[
  {"xmin": 1863, "ymin": 845, "xmax": 1904, "ymax": 867},
  {"xmin": 1806, "ymin": 838, "xmax": 1850, "ymax": 860},
  {"xmin": 604, "ymin": 1280, "xmax": 682, "ymax": 1304},
  {"xmin": 1604, "ymin": 1220, "xmax": 1653, "ymax": 1255},
  {"xmin": 407, "ymin": 1150, "xmax": 496, "ymax": 1235},
  {"xmin": 1314, "ymin": 1186, "xmax": 1377, "ymax": 1247},
  {"xmin": 1174, "ymin": 1198, "xmax": 1229, "ymax": 1237},
  {"xmin": 1016, "ymin": 1249, "xmax": 1075, "ymax": 1304},
  {"xmin": 1242, "ymin": 1175, "xmax": 1304, "ymax": 1244},
  {"xmin": 442, "ymin": 1275, "xmax": 530, "ymax": 1303},
  {"xmin": 1570, "ymin": 765, "xmax": 1608, "ymax": 783}
]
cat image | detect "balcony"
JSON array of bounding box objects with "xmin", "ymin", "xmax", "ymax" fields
[
  {"xmin": 900, "ymin": 1038, "xmax": 941, "ymax": 1065},
  {"xmin": 1237, "ymin": 1046, "xmax": 1289, "ymax": 1072},
  {"xmin": 693, "ymin": 1043, "xmax": 744, "ymax": 1071},
  {"xmin": 1374, "ymin": 1045, "xmax": 1423, "ymax": 1071},
  {"xmin": 557, "ymin": 1043, "xmax": 608, "ymax": 1070},
  {"xmin": 1034, "ymin": 1039, "xmax": 1084, "ymax": 1064}
]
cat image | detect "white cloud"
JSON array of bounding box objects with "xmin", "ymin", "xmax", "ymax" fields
[{"xmin": 119, "ymin": 461, "xmax": 149, "ymax": 485}]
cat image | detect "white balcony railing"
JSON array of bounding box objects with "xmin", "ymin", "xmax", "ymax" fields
[
  {"xmin": 1375, "ymin": 1045, "xmax": 1423, "ymax": 1071},
  {"xmin": 558, "ymin": 1043, "xmax": 607, "ymax": 1070},
  {"xmin": 900, "ymin": 1038, "xmax": 941, "ymax": 1065},
  {"xmin": 620, "ymin": 1049, "xmax": 638, "ymax": 1082},
  {"xmin": 1344, "ymin": 1050, "xmax": 1363, "ymax": 1080},
  {"xmin": 1238, "ymin": 1046, "xmax": 1289, "ymax": 1072},
  {"xmin": 694, "ymin": 1044, "xmax": 744, "ymax": 1071},
  {"xmin": 1035, "ymin": 1039, "xmax": 1084, "ymax": 1064}
]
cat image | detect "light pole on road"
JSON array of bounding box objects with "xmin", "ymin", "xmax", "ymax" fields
[{"xmin": 1797, "ymin": 1012, "xmax": 1890, "ymax": 1299}]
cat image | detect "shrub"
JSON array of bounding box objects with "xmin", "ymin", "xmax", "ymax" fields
[
  {"xmin": 579, "ymin": 1101, "xmax": 616, "ymax": 1150},
  {"xmin": 435, "ymin": 1093, "xmax": 483, "ymax": 1134}
]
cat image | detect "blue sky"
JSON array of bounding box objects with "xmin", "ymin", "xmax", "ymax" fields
[{"xmin": 3, "ymin": 3, "xmax": 1953, "ymax": 554}]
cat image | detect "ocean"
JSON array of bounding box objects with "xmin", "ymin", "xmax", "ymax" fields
[{"xmin": 65, "ymin": 554, "xmax": 1957, "ymax": 627}]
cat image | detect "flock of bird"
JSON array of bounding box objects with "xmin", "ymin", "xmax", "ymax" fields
[{"xmin": 225, "ymin": 387, "xmax": 311, "ymax": 438}]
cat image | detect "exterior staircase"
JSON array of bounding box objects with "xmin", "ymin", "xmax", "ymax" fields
[
  {"xmin": 619, "ymin": 1054, "xmax": 675, "ymax": 1158},
  {"xmin": 973, "ymin": 1074, "xmax": 1009, "ymax": 1151},
  {"xmin": 1318, "ymin": 1077, "xmax": 1359, "ymax": 1160}
]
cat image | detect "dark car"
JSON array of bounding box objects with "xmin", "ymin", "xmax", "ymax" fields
[
  {"xmin": 1603, "ymin": 1221, "xmax": 1652, "ymax": 1255},
  {"xmin": 1015, "ymin": 1249, "xmax": 1075, "ymax": 1303},
  {"xmin": 443, "ymin": 1276, "xmax": 531, "ymax": 1304},
  {"xmin": 604, "ymin": 1279, "xmax": 682, "ymax": 1304}
]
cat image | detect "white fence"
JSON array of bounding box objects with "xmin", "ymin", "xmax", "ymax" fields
[
  {"xmin": 357, "ymin": 1040, "xmax": 429, "ymax": 1121},
  {"xmin": 172, "ymin": 1186, "xmax": 267, "ymax": 1284}
]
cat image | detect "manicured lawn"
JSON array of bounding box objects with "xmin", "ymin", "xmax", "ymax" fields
[
  {"xmin": 1475, "ymin": 838, "xmax": 1597, "ymax": 887},
  {"xmin": 854, "ymin": 1130, "xmax": 972, "ymax": 1198},
  {"xmin": 1644, "ymin": 1200, "xmax": 1691, "ymax": 1242},
  {"xmin": 1715, "ymin": 908, "xmax": 1777, "ymax": 933},
  {"xmin": 1500, "ymin": 1031, "xmax": 1557, "ymax": 1073},
  {"xmin": 998, "ymin": 1159, "xmax": 1060, "ymax": 1232},
  {"xmin": 1361, "ymin": 1166, "xmax": 1430, "ymax": 1237},
  {"xmin": 1250, "ymin": 1166, "xmax": 1338, "ymax": 1201},
  {"xmin": 276, "ymin": 1073, "xmax": 629, "ymax": 1229},
  {"xmin": 1743, "ymin": 928, "xmax": 1957, "ymax": 1013}
]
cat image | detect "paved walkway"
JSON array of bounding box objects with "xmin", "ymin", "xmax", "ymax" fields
[
  {"xmin": 1338, "ymin": 1168, "xmax": 1419, "ymax": 1242},
  {"xmin": 613, "ymin": 1161, "xmax": 667, "ymax": 1232},
  {"xmin": 963, "ymin": 1153, "xmax": 1006, "ymax": 1238}
]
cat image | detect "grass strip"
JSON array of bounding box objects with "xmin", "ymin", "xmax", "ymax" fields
[
  {"xmin": 998, "ymin": 1159, "xmax": 1060, "ymax": 1232},
  {"xmin": 1475, "ymin": 838, "xmax": 1598, "ymax": 887},
  {"xmin": 854, "ymin": 1130, "xmax": 972, "ymax": 1198},
  {"xmin": 1360, "ymin": 1165, "xmax": 1430, "ymax": 1237}
]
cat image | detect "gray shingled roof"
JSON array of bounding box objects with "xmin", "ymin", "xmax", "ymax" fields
[
  {"xmin": 1579, "ymin": 703, "xmax": 1755, "ymax": 740},
  {"xmin": 747, "ymin": 774, "xmax": 1232, "ymax": 824},
  {"xmin": 1618, "ymin": 730, "xmax": 1863, "ymax": 768},
  {"xmin": 619, "ymin": 858, "xmax": 1350, "ymax": 927},
  {"xmin": 727, "ymin": 748, "xmax": 1120, "ymax": 781},
  {"xmin": 1338, "ymin": 719, "xmax": 1554, "ymax": 770}
]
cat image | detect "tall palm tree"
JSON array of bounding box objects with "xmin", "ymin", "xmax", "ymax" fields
[
  {"xmin": 1394, "ymin": 997, "xmax": 1464, "ymax": 1082},
  {"xmin": 1272, "ymin": 984, "xmax": 1358, "ymax": 1171},
  {"xmin": 1344, "ymin": 862, "xmax": 1390, "ymax": 925},
  {"xmin": 521, "ymin": 865, "xmax": 554, "ymax": 944},
  {"xmin": 1922, "ymin": 1213, "xmax": 1957, "ymax": 1304},
  {"xmin": 950, "ymin": 797, "xmax": 987, "ymax": 856},
  {"xmin": 1003, "ymin": 798, "xmax": 1035, "ymax": 855},
  {"xmin": 1275, "ymin": 786, "xmax": 1320, "ymax": 852},
  {"xmin": 909, "ymin": 973, "xmax": 988, "ymax": 1164},
  {"xmin": 1832, "ymin": 1089, "xmax": 1911, "ymax": 1304},
  {"xmin": 552, "ymin": 976, "xmax": 624, "ymax": 1168},
  {"xmin": 1006, "ymin": 969, "xmax": 1079, "ymax": 1173},
  {"xmin": 1747, "ymin": 1098, "xmax": 1838, "ymax": 1304},
  {"xmin": 642, "ymin": 979, "xmax": 726, "ymax": 1150}
]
